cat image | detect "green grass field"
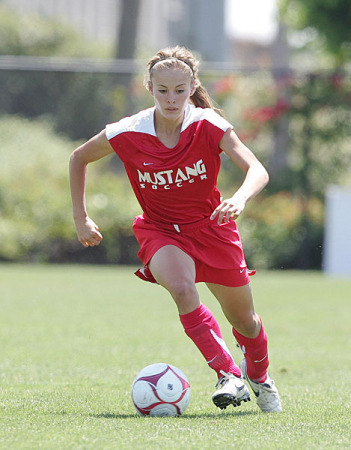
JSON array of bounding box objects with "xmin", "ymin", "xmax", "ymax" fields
[{"xmin": 0, "ymin": 264, "xmax": 350, "ymax": 449}]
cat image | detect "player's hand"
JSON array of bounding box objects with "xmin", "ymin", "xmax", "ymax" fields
[
  {"xmin": 74, "ymin": 216, "xmax": 103, "ymax": 247},
  {"xmin": 210, "ymin": 194, "xmax": 247, "ymax": 225}
]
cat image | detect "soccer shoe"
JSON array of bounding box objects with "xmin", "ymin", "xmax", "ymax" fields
[
  {"xmin": 240, "ymin": 359, "xmax": 282, "ymax": 413},
  {"xmin": 212, "ymin": 370, "xmax": 251, "ymax": 409}
]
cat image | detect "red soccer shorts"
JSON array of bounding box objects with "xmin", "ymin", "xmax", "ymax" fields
[{"xmin": 133, "ymin": 215, "xmax": 255, "ymax": 287}]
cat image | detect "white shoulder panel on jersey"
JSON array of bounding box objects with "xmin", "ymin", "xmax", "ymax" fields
[
  {"xmin": 106, "ymin": 107, "xmax": 156, "ymax": 140},
  {"xmin": 181, "ymin": 104, "xmax": 233, "ymax": 133}
]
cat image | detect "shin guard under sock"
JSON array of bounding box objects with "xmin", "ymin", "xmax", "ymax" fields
[
  {"xmin": 180, "ymin": 303, "xmax": 241, "ymax": 379},
  {"xmin": 232, "ymin": 319, "xmax": 269, "ymax": 383}
]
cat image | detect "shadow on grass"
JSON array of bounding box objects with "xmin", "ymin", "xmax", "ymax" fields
[{"xmin": 91, "ymin": 410, "xmax": 258, "ymax": 420}]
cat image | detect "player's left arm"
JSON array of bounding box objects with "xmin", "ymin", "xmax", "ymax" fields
[{"xmin": 210, "ymin": 128, "xmax": 269, "ymax": 224}]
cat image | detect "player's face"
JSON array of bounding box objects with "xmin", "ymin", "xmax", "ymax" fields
[{"xmin": 149, "ymin": 68, "xmax": 195, "ymax": 122}]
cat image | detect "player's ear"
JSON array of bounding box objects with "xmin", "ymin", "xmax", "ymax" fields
[
  {"xmin": 190, "ymin": 80, "xmax": 196, "ymax": 97},
  {"xmin": 147, "ymin": 81, "xmax": 154, "ymax": 95}
]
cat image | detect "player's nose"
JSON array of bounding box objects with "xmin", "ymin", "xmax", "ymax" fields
[{"xmin": 167, "ymin": 93, "xmax": 176, "ymax": 103}]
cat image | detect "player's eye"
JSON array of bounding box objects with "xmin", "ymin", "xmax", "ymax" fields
[
  {"xmin": 158, "ymin": 89, "xmax": 167, "ymax": 93},
  {"xmin": 177, "ymin": 90, "xmax": 185, "ymax": 94}
]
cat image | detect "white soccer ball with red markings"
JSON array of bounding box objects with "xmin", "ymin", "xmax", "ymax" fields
[{"xmin": 131, "ymin": 363, "xmax": 191, "ymax": 417}]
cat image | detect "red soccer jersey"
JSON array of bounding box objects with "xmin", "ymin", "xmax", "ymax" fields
[{"xmin": 106, "ymin": 104, "xmax": 233, "ymax": 225}]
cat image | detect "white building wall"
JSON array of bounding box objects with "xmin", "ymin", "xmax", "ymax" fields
[
  {"xmin": 323, "ymin": 186, "xmax": 351, "ymax": 277},
  {"xmin": 2, "ymin": 0, "xmax": 227, "ymax": 60},
  {"xmin": 2, "ymin": 0, "xmax": 121, "ymax": 43}
]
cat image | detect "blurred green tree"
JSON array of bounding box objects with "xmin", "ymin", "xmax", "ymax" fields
[
  {"xmin": 279, "ymin": 0, "xmax": 351, "ymax": 65},
  {"xmin": 210, "ymin": 70, "xmax": 351, "ymax": 269},
  {"xmin": 0, "ymin": 5, "xmax": 117, "ymax": 140},
  {"xmin": 0, "ymin": 116, "xmax": 140, "ymax": 263},
  {"xmin": 0, "ymin": 4, "xmax": 110, "ymax": 57}
]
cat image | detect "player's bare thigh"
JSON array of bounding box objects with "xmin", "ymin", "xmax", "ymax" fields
[
  {"xmin": 206, "ymin": 283, "xmax": 261, "ymax": 338},
  {"xmin": 149, "ymin": 245, "xmax": 200, "ymax": 314}
]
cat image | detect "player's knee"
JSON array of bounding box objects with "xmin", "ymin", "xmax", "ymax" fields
[
  {"xmin": 233, "ymin": 314, "xmax": 260, "ymax": 338},
  {"xmin": 167, "ymin": 279, "xmax": 198, "ymax": 309}
]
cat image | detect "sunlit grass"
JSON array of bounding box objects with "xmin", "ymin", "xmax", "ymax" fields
[{"xmin": 0, "ymin": 264, "xmax": 350, "ymax": 448}]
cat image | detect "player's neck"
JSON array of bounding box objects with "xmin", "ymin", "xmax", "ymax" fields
[{"xmin": 154, "ymin": 112, "xmax": 183, "ymax": 148}]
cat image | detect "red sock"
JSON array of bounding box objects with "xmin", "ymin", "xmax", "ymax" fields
[
  {"xmin": 180, "ymin": 304, "xmax": 241, "ymax": 379},
  {"xmin": 232, "ymin": 318, "xmax": 269, "ymax": 383}
]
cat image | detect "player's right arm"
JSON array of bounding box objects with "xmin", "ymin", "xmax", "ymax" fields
[{"xmin": 69, "ymin": 130, "xmax": 114, "ymax": 247}]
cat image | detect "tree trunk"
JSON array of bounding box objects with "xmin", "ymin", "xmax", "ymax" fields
[{"xmin": 116, "ymin": 0, "xmax": 141, "ymax": 60}]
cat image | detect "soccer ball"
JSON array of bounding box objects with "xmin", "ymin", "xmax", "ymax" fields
[{"xmin": 131, "ymin": 363, "xmax": 191, "ymax": 417}]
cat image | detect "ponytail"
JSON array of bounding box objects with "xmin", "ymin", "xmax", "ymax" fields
[{"xmin": 191, "ymin": 85, "xmax": 214, "ymax": 109}]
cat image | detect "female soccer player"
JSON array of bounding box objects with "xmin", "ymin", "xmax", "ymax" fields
[{"xmin": 69, "ymin": 46, "xmax": 282, "ymax": 413}]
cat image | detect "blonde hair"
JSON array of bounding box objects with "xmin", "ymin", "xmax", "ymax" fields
[{"xmin": 145, "ymin": 46, "xmax": 220, "ymax": 112}]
